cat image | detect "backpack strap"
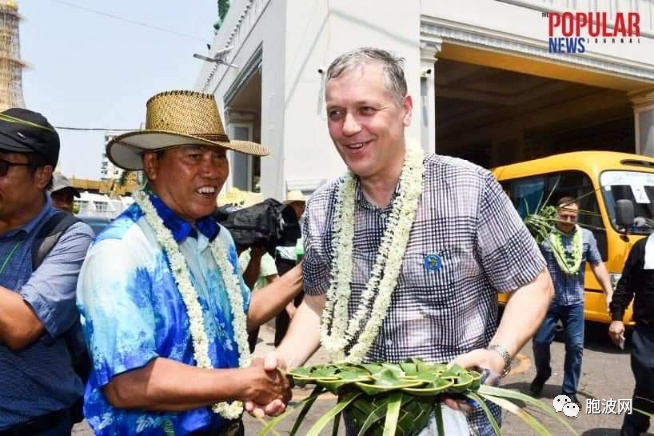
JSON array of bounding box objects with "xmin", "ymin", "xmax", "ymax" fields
[
  {"xmin": 30, "ymin": 210, "xmax": 90, "ymax": 398},
  {"xmin": 32, "ymin": 211, "xmax": 81, "ymax": 270}
]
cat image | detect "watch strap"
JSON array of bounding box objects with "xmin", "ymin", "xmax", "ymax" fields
[{"xmin": 487, "ymin": 344, "xmax": 512, "ymax": 378}]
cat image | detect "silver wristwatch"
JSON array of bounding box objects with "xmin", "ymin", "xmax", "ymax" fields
[{"xmin": 487, "ymin": 344, "xmax": 512, "ymax": 378}]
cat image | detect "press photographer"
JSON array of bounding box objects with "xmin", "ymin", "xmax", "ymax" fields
[{"xmin": 214, "ymin": 198, "xmax": 302, "ymax": 351}]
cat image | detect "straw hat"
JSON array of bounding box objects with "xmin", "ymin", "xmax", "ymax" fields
[
  {"xmin": 106, "ymin": 90, "xmax": 269, "ymax": 170},
  {"xmin": 241, "ymin": 192, "xmax": 264, "ymax": 208},
  {"xmin": 217, "ymin": 187, "xmax": 264, "ymax": 208},
  {"xmin": 284, "ymin": 190, "xmax": 306, "ymax": 204}
]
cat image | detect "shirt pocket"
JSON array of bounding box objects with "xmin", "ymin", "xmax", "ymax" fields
[{"xmin": 401, "ymin": 251, "xmax": 456, "ymax": 307}]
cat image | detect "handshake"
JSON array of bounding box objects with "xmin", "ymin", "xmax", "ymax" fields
[{"xmin": 241, "ymin": 353, "xmax": 291, "ymax": 417}]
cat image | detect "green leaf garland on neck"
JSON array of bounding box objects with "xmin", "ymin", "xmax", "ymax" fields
[{"xmin": 548, "ymin": 225, "xmax": 583, "ymax": 275}]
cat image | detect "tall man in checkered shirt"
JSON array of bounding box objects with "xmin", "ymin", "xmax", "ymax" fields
[{"xmin": 260, "ymin": 48, "xmax": 554, "ymax": 435}]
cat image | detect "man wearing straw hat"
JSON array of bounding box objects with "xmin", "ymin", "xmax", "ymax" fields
[{"xmin": 77, "ymin": 90, "xmax": 301, "ymax": 435}]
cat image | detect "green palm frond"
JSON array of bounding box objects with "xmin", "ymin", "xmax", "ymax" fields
[
  {"xmin": 634, "ymin": 396, "xmax": 654, "ymax": 418},
  {"xmin": 289, "ymin": 385, "xmax": 324, "ymax": 436},
  {"xmin": 306, "ymin": 392, "xmax": 360, "ymax": 436},
  {"xmin": 483, "ymin": 394, "xmax": 550, "ymax": 435},
  {"xmin": 257, "ymin": 360, "xmax": 577, "ymax": 436}
]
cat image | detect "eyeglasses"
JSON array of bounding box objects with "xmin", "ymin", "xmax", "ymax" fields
[{"xmin": 0, "ymin": 158, "xmax": 31, "ymax": 177}]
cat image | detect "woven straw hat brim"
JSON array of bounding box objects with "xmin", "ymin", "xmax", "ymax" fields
[
  {"xmin": 106, "ymin": 130, "xmax": 269, "ymax": 171},
  {"xmin": 284, "ymin": 190, "xmax": 306, "ymax": 204}
]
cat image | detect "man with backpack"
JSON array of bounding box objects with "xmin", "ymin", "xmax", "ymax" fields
[{"xmin": 0, "ymin": 108, "xmax": 94, "ymax": 435}]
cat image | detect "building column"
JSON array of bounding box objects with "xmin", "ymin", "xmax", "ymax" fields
[
  {"xmin": 630, "ymin": 89, "xmax": 654, "ymax": 157},
  {"xmin": 420, "ymin": 39, "xmax": 441, "ymax": 154}
]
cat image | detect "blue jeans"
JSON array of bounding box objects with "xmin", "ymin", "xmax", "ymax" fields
[{"xmin": 532, "ymin": 302, "xmax": 585, "ymax": 395}]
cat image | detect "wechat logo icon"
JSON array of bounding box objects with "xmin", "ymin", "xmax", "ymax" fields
[{"xmin": 552, "ymin": 394, "xmax": 580, "ymax": 418}]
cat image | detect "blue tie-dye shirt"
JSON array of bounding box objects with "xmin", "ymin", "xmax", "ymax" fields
[{"xmin": 77, "ymin": 194, "xmax": 251, "ymax": 435}]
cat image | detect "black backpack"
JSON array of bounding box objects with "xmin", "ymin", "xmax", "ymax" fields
[{"xmin": 33, "ymin": 211, "xmax": 91, "ymax": 422}]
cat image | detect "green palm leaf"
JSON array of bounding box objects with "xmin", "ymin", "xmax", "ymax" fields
[
  {"xmin": 434, "ymin": 401, "xmax": 444, "ymax": 436},
  {"xmin": 306, "ymin": 392, "xmax": 361, "ymax": 436},
  {"xmin": 382, "ymin": 392, "xmax": 403, "ymax": 436},
  {"xmin": 465, "ymin": 392, "xmax": 501, "ymax": 436},
  {"xmin": 289, "ymin": 385, "xmax": 325, "ymax": 436},
  {"xmin": 634, "ymin": 408, "xmax": 654, "ymax": 418},
  {"xmin": 478, "ymin": 385, "xmax": 576, "ymax": 434},
  {"xmin": 356, "ymin": 402, "xmax": 388, "ymax": 436},
  {"xmin": 483, "ymin": 394, "xmax": 551, "ymax": 436},
  {"xmin": 332, "ymin": 409, "xmax": 342, "ymax": 436},
  {"xmin": 633, "ymin": 395, "xmax": 654, "ymax": 419},
  {"xmin": 257, "ymin": 389, "xmax": 323, "ymax": 436},
  {"xmin": 255, "ymin": 405, "xmax": 296, "ymax": 436}
]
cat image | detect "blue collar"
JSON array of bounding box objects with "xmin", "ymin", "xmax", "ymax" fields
[{"xmin": 148, "ymin": 193, "xmax": 219, "ymax": 242}]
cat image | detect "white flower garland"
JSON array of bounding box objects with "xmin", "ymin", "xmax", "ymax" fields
[
  {"xmin": 549, "ymin": 225, "xmax": 583, "ymax": 275},
  {"xmin": 134, "ymin": 190, "xmax": 251, "ymax": 420},
  {"xmin": 320, "ymin": 143, "xmax": 424, "ymax": 363}
]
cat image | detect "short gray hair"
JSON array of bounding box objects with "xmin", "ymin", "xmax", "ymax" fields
[{"xmin": 326, "ymin": 48, "xmax": 407, "ymax": 103}]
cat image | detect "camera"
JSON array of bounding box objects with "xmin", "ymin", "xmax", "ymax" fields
[{"xmin": 213, "ymin": 198, "xmax": 301, "ymax": 255}]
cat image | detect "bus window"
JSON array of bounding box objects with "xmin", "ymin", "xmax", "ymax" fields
[
  {"xmin": 600, "ymin": 170, "xmax": 654, "ymax": 235},
  {"xmin": 502, "ymin": 171, "xmax": 608, "ymax": 261},
  {"xmin": 545, "ymin": 171, "xmax": 608, "ymax": 261},
  {"xmin": 504, "ymin": 176, "xmax": 546, "ymax": 218}
]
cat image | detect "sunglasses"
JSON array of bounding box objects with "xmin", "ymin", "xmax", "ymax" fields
[{"xmin": 0, "ymin": 158, "xmax": 31, "ymax": 177}]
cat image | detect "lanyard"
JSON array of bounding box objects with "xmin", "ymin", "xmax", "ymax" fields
[{"xmin": 0, "ymin": 242, "xmax": 21, "ymax": 276}]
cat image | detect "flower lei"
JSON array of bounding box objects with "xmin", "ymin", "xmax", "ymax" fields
[
  {"xmin": 134, "ymin": 190, "xmax": 251, "ymax": 419},
  {"xmin": 320, "ymin": 143, "xmax": 424, "ymax": 363},
  {"xmin": 549, "ymin": 225, "xmax": 583, "ymax": 275}
]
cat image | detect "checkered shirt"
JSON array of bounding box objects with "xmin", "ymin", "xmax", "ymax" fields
[{"xmin": 303, "ymin": 153, "xmax": 546, "ymax": 435}]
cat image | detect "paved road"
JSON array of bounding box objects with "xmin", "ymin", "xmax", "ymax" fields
[{"xmin": 74, "ymin": 322, "xmax": 649, "ymax": 435}]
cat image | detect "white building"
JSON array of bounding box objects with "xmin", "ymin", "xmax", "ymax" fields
[
  {"xmin": 75, "ymin": 192, "xmax": 133, "ymax": 220},
  {"xmin": 100, "ymin": 133, "xmax": 125, "ymax": 181},
  {"xmin": 195, "ymin": 0, "xmax": 654, "ymax": 200}
]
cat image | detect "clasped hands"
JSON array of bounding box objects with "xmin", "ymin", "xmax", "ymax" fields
[{"xmin": 243, "ymin": 353, "xmax": 290, "ymax": 418}]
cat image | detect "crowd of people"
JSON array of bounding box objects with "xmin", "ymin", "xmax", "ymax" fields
[{"xmin": 0, "ymin": 47, "xmax": 652, "ymax": 436}]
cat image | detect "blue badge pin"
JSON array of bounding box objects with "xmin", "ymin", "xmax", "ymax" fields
[{"xmin": 424, "ymin": 254, "xmax": 442, "ymax": 272}]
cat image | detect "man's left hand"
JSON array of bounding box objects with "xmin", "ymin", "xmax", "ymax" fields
[
  {"xmin": 608, "ymin": 320, "xmax": 625, "ymax": 346},
  {"xmin": 444, "ymin": 349, "xmax": 505, "ymax": 412}
]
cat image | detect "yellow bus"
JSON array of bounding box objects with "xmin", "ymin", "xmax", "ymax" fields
[{"xmin": 491, "ymin": 151, "xmax": 654, "ymax": 326}]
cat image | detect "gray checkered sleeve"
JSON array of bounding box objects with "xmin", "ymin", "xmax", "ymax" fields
[
  {"xmin": 302, "ymin": 180, "xmax": 338, "ymax": 296},
  {"xmin": 476, "ymin": 171, "xmax": 546, "ymax": 293}
]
